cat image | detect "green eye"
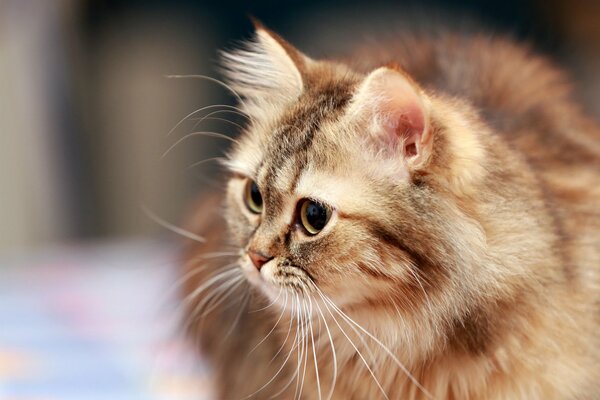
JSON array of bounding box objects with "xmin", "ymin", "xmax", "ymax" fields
[
  {"xmin": 299, "ymin": 199, "xmax": 331, "ymax": 235},
  {"xmin": 244, "ymin": 180, "xmax": 263, "ymax": 214}
]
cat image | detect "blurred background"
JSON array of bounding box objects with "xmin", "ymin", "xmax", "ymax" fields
[
  {"xmin": 0, "ymin": 1, "xmax": 598, "ymax": 399},
  {"xmin": 1, "ymin": 0, "xmax": 599, "ymax": 254}
]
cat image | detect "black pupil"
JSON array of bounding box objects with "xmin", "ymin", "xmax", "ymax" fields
[
  {"xmin": 250, "ymin": 182, "xmax": 262, "ymax": 207},
  {"xmin": 306, "ymin": 202, "xmax": 328, "ymax": 230}
]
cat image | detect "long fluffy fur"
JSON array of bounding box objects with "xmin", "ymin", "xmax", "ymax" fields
[{"xmin": 181, "ymin": 25, "xmax": 600, "ymax": 400}]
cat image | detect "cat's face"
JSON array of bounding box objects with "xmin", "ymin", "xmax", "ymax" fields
[
  {"xmin": 224, "ymin": 91, "xmax": 412, "ymax": 307},
  {"xmin": 221, "ymin": 27, "xmax": 490, "ymax": 330}
]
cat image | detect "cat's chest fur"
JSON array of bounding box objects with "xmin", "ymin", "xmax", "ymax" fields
[{"xmin": 243, "ymin": 293, "xmax": 591, "ymax": 400}]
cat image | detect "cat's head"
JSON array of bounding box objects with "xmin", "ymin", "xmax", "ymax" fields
[{"xmin": 220, "ymin": 24, "xmax": 529, "ymax": 355}]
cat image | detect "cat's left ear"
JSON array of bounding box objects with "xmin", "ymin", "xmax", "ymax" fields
[
  {"xmin": 348, "ymin": 66, "xmax": 432, "ymax": 170},
  {"xmin": 221, "ymin": 21, "xmax": 308, "ymax": 109}
]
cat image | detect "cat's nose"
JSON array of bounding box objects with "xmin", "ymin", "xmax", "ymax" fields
[{"xmin": 248, "ymin": 250, "xmax": 273, "ymax": 271}]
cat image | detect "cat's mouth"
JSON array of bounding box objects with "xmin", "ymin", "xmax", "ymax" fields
[{"xmin": 240, "ymin": 255, "xmax": 314, "ymax": 301}]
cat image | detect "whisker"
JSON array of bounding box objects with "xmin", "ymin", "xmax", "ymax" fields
[
  {"xmin": 224, "ymin": 284, "xmax": 250, "ymax": 339},
  {"xmin": 186, "ymin": 156, "xmax": 227, "ymax": 171},
  {"xmin": 158, "ymin": 262, "xmax": 210, "ymax": 307},
  {"xmin": 292, "ymin": 293, "xmax": 305, "ymax": 400},
  {"xmin": 191, "ymin": 277, "xmax": 241, "ymax": 321},
  {"xmin": 190, "ymin": 108, "xmax": 249, "ymax": 123},
  {"xmin": 141, "ymin": 204, "xmax": 205, "ymax": 243},
  {"xmin": 176, "ymin": 266, "xmax": 236, "ymax": 316},
  {"xmin": 161, "ymin": 131, "xmax": 239, "ymax": 159},
  {"xmin": 315, "ymin": 287, "xmax": 434, "ymax": 400},
  {"xmin": 200, "ymin": 276, "xmax": 245, "ymax": 317},
  {"xmin": 199, "ymin": 116, "xmax": 246, "ymax": 131},
  {"xmin": 313, "ymin": 298, "xmax": 337, "ymax": 400},
  {"xmin": 165, "ymin": 74, "xmax": 244, "ymax": 104},
  {"xmin": 313, "ymin": 287, "xmax": 389, "ymax": 400},
  {"xmin": 247, "ymin": 295, "xmax": 299, "ymax": 399},
  {"xmin": 308, "ymin": 296, "xmax": 322, "ymax": 400},
  {"xmin": 296, "ymin": 297, "xmax": 309, "ymax": 400},
  {"xmin": 195, "ymin": 250, "xmax": 239, "ymax": 260},
  {"xmin": 191, "ymin": 109, "xmax": 248, "ymax": 131},
  {"xmin": 248, "ymin": 291, "xmax": 287, "ymax": 355},
  {"xmin": 183, "ymin": 267, "xmax": 239, "ymax": 308},
  {"xmin": 250, "ymin": 288, "xmax": 282, "ymax": 313},
  {"xmin": 180, "ymin": 268, "xmax": 240, "ymax": 331},
  {"xmin": 166, "ymin": 104, "xmax": 247, "ymax": 138},
  {"xmin": 267, "ymin": 294, "xmax": 308, "ymax": 399},
  {"xmin": 268, "ymin": 295, "xmax": 296, "ymax": 365}
]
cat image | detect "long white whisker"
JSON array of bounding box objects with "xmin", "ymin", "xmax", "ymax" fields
[
  {"xmin": 183, "ymin": 267, "xmax": 239, "ymax": 308},
  {"xmin": 269, "ymin": 293, "xmax": 305, "ymax": 399},
  {"xmin": 177, "ymin": 271, "xmax": 238, "ymax": 324},
  {"xmin": 191, "ymin": 108, "xmax": 247, "ymax": 131},
  {"xmin": 200, "ymin": 276, "xmax": 245, "ymax": 316},
  {"xmin": 159, "ymin": 263, "xmax": 210, "ymax": 307},
  {"xmin": 315, "ymin": 289, "xmax": 389, "ymax": 400},
  {"xmin": 292, "ymin": 293, "xmax": 304, "ymax": 400},
  {"xmin": 250, "ymin": 295, "xmax": 299, "ymax": 399},
  {"xmin": 268, "ymin": 294, "xmax": 295, "ymax": 366},
  {"xmin": 166, "ymin": 104, "xmax": 247, "ymax": 137},
  {"xmin": 186, "ymin": 156, "xmax": 227, "ymax": 171},
  {"xmin": 199, "ymin": 116, "xmax": 246, "ymax": 130},
  {"xmin": 248, "ymin": 291, "xmax": 287, "ymax": 355},
  {"xmin": 316, "ymin": 288, "xmax": 433, "ymax": 400},
  {"xmin": 190, "ymin": 109, "xmax": 248, "ymax": 121},
  {"xmin": 165, "ymin": 74, "xmax": 244, "ymax": 104},
  {"xmin": 250, "ymin": 288, "xmax": 282, "ymax": 313},
  {"xmin": 141, "ymin": 204, "xmax": 205, "ymax": 243},
  {"xmin": 308, "ymin": 296, "xmax": 322, "ymax": 400},
  {"xmin": 192, "ymin": 277, "xmax": 241, "ymax": 321},
  {"xmin": 314, "ymin": 298, "xmax": 337, "ymax": 400},
  {"xmin": 224, "ymin": 284, "xmax": 250, "ymax": 339},
  {"xmin": 194, "ymin": 250, "xmax": 239, "ymax": 260},
  {"xmin": 190, "ymin": 109, "xmax": 249, "ymax": 123},
  {"xmin": 183, "ymin": 271, "xmax": 242, "ymax": 331},
  {"xmin": 294, "ymin": 295, "xmax": 304, "ymax": 400},
  {"xmin": 297, "ymin": 297, "xmax": 310, "ymax": 400},
  {"xmin": 162, "ymin": 131, "xmax": 239, "ymax": 159}
]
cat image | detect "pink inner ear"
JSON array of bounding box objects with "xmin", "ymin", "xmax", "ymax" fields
[
  {"xmin": 352, "ymin": 67, "xmax": 431, "ymax": 166},
  {"xmin": 381, "ymin": 94, "xmax": 427, "ymax": 159}
]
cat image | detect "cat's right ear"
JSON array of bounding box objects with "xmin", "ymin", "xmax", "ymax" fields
[
  {"xmin": 347, "ymin": 66, "xmax": 433, "ymax": 173},
  {"xmin": 220, "ymin": 22, "xmax": 308, "ymax": 112}
]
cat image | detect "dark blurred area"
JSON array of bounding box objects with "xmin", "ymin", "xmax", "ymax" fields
[{"xmin": 1, "ymin": 0, "xmax": 598, "ymax": 253}]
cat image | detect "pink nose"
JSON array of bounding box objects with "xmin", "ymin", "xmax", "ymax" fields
[{"xmin": 248, "ymin": 250, "xmax": 272, "ymax": 270}]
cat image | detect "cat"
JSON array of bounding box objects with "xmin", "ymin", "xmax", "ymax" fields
[{"xmin": 180, "ymin": 20, "xmax": 600, "ymax": 399}]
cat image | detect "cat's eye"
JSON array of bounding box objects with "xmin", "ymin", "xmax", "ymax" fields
[
  {"xmin": 299, "ymin": 199, "xmax": 331, "ymax": 235},
  {"xmin": 244, "ymin": 180, "xmax": 263, "ymax": 214}
]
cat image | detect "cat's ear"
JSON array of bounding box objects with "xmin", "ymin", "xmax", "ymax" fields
[
  {"xmin": 348, "ymin": 66, "xmax": 432, "ymax": 170},
  {"xmin": 220, "ymin": 22, "xmax": 307, "ymax": 109}
]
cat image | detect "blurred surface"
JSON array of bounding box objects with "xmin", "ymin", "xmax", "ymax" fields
[{"xmin": 0, "ymin": 239, "xmax": 212, "ymax": 399}]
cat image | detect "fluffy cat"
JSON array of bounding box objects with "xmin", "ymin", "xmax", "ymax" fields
[{"xmin": 180, "ymin": 21, "xmax": 600, "ymax": 399}]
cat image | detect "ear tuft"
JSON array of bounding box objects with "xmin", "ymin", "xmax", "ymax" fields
[
  {"xmin": 348, "ymin": 67, "xmax": 432, "ymax": 170},
  {"xmin": 220, "ymin": 25, "xmax": 306, "ymax": 109}
]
